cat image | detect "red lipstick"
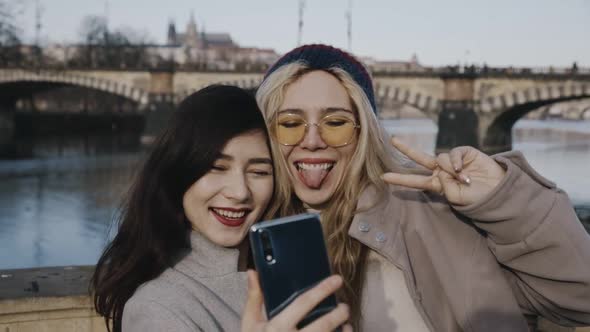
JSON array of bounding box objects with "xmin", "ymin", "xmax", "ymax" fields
[{"xmin": 210, "ymin": 208, "xmax": 250, "ymax": 227}]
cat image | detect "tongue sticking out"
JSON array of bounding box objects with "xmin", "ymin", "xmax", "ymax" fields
[{"xmin": 299, "ymin": 168, "xmax": 330, "ymax": 189}]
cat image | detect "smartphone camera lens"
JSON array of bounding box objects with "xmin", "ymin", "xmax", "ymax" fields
[{"xmin": 259, "ymin": 229, "xmax": 275, "ymax": 264}]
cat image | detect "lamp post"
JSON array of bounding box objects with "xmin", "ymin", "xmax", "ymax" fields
[{"xmin": 297, "ymin": 0, "xmax": 305, "ymax": 46}]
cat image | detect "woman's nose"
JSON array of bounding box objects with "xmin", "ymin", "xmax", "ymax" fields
[
  {"xmin": 223, "ymin": 172, "xmax": 251, "ymax": 202},
  {"xmin": 299, "ymin": 124, "xmax": 328, "ymax": 150}
]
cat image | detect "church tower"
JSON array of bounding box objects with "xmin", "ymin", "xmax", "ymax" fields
[
  {"xmin": 167, "ymin": 19, "xmax": 178, "ymax": 46},
  {"xmin": 185, "ymin": 11, "xmax": 200, "ymax": 48}
]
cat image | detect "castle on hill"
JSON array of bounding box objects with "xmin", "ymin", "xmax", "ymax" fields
[{"xmin": 161, "ymin": 12, "xmax": 279, "ymax": 70}]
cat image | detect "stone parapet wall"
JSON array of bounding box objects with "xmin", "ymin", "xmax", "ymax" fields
[
  {"xmin": 0, "ymin": 266, "xmax": 588, "ymax": 331},
  {"xmin": 0, "ymin": 295, "xmax": 107, "ymax": 332}
]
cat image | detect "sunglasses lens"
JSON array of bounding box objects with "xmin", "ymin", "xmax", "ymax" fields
[
  {"xmin": 320, "ymin": 116, "xmax": 356, "ymax": 146},
  {"xmin": 276, "ymin": 114, "xmax": 358, "ymax": 147},
  {"xmin": 277, "ymin": 114, "xmax": 306, "ymax": 145}
]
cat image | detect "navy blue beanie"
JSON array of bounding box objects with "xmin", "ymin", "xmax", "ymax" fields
[{"xmin": 264, "ymin": 44, "xmax": 377, "ymax": 113}]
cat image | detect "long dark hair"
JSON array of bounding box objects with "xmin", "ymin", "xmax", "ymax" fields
[{"xmin": 91, "ymin": 85, "xmax": 269, "ymax": 332}]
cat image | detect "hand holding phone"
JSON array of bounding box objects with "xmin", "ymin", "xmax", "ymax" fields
[
  {"xmin": 247, "ymin": 213, "xmax": 349, "ymax": 330},
  {"xmin": 241, "ymin": 270, "xmax": 352, "ymax": 332}
]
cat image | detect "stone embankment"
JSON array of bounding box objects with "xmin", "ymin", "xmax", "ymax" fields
[
  {"xmin": 0, "ymin": 266, "xmax": 106, "ymax": 332},
  {"xmin": 1, "ymin": 263, "xmax": 590, "ymax": 331}
]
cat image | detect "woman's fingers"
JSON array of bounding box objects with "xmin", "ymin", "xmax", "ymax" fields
[
  {"xmin": 381, "ymin": 172, "xmax": 441, "ymax": 193},
  {"xmin": 391, "ymin": 137, "xmax": 437, "ymax": 170},
  {"xmin": 241, "ymin": 270, "xmax": 265, "ymax": 331},
  {"xmin": 387, "ymin": 139, "xmax": 474, "ymax": 194},
  {"xmin": 272, "ymin": 275, "xmax": 343, "ymax": 328},
  {"xmin": 435, "ymin": 153, "xmax": 456, "ymax": 175},
  {"xmin": 437, "ymin": 170, "xmax": 462, "ymax": 202},
  {"xmin": 243, "ymin": 273, "xmax": 350, "ymax": 332},
  {"xmin": 436, "ymin": 153, "xmax": 470, "ymax": 184},
  {"xmin": 447, "ymin": 148, "xmax": 473, "ymax": 184},
  {"xmin": 449, "ymin": 147, "xmax": 475, "ymax": 179},
  {"xmin": 301, "ymin": 303, "xmax": 350, "ymax": 332},
  {"xmin": 449, "ymin": 147, "xmax": 465, "ymax": 172},
  {"xmin": 342, "ymin": 323, "xmax": 353, "ymax": 332}
]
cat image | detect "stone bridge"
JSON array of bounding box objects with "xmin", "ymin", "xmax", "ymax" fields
[
  {"xmin": 1, "ymin": 68, "xmax": 589, "ymax": 153},
  {"xmin": 529, "ymin": 101, "xmax": 590, "ymax": 121}
]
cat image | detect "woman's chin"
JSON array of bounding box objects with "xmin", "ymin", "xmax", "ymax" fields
[
  {"xmin": 206, "ymin": 228, "xmax": 247, "ymax": 248},
  {"xmin": 293, "ymin": 184, "xmax": 335, "ymax": 209},
  {"xmin": 214, "ymin": 236, "xmax": 243, "ymax": 248}
]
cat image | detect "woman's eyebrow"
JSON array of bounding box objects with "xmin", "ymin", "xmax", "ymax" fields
[
  {"xmin": 218, "ymin": 154, "xmax": 272, "ymax": 165},
  {"xmin": 278, "ymin": 108, "xmax": 303, "ymax": 114},
  {"xmin": 248, "ymin": 158, "xmax": 273, "ymax": 165},
  {"xmin": 322, "ymin": 107, "xmax": 354, "ymax": 114},
  {"xmin": 217, "ymin": 153, "xmax": 233, "ymax": 161},
  {"xmin": 278, "ymin": 107, "xmax": 354, "ymax": 115}
]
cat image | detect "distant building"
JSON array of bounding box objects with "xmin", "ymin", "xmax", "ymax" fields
[
  {"xmin": 162, "ymin": 12, "xmax": 279, "ymax": 70},
  {"xmin": 36, "ymin": 13, "xmax": 280, "ymax": 71},
  {"xmin": 11, "ymin": 13, "xmax": 431, "ymax": 72},
  {"xmin": 166, "ymin": 13, "xmax": 235, "ymax": 50},
  {"xmin": 362, "ymin": 53, "xmax": 425, "ymax": 73}
]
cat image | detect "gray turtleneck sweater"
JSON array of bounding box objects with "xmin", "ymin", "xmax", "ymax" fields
[{"xmin": 122, "ymin": 231, "xmax": 248, "ymax": 332}]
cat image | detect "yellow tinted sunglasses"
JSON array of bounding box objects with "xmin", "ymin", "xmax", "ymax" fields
[{"xmin": 275, "ymin": 113, "xmax": 360, "ymax": 147}]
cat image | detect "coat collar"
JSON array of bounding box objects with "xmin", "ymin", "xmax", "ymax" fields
[
  {"xmin": 348, "ymin": 185, "xmax": 412, "ymax": 271},
  {"xmin": 175, "ymin": 230, "xmax": 242, "ymax": 278},
  {"xmin": 348, "ymin": 185, "xmax": 431, "ymax": 328}
]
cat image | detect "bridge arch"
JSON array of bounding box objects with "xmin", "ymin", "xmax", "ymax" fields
[
  {"xmin": 539, "ymin": 105, "xmax": 553, "ymax": 120},
  {"xmin": 564, "ymin": 106, "xmax": 580, "ymax": 119},
  {"xmin": 581, "ymin": 106, "xmax": 590, "ymax": 120},
  {"xmin": 480, "ymin": 82, "xmax": 590, "ymax": 153},
  {"xmin": 374, "ymin": 84, "xmax": 439, "ymax": 121},
  {"xmin": 0, "ymin": 70, "xmax": 150, "ymax": 106},
  {"xmin": 480, "ymin": 83, "xmax": 590, "ymax": 114}
]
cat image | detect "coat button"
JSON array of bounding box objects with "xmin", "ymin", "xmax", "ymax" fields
[
  {"xmin": 358, "ymin": 222, "xmax": 371, "ymax": 232},
  {"xmin": 375, "ymin": 231, "xmax": 387, "ymax": 243}
]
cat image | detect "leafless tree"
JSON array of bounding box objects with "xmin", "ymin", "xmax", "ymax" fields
[
  {"xmin": 71, "ymin": 15, "xmax": 155, "ymax": 69},
  {"xmin": 0, "ymin": 1, "xmax": 22, "ymax": 66}
]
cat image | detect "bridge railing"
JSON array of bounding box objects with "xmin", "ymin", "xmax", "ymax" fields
[
  {"xmin": 0, "ymin": 61, "xmax": 270, "ymax": 74},
  {"xmin": 3, "ymin": 64, "xmax": 589, "ymax": 80},
  {"xmin": 0, "ymin": 45, "xmax": 273, "ymax": 73},
  {"xmin": 1, "ymin": 45, "xmax": 589, "ymax": 78},
  {"xmin": 371, "ymin": 65, "xmax": 590, "ymax": 78}
]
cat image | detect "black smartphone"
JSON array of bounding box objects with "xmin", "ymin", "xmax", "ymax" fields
[{"xmin": 249, "ymin": 213, "xmax": 338, "ymax": 329}]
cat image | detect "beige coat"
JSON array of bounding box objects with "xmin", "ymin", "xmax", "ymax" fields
[{"xmin": 349, "ymin": 151, "xmax": 590, "ymax": 332}]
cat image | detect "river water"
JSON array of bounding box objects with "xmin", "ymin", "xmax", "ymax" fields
[{"xmin": 1, "ymin": 120, "xmax": 589, "ymax": 269}]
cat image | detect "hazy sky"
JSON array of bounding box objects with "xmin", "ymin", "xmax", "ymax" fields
[{"xmin": 13, "ymin": 0, "xmax": 590, "ymax": 67}]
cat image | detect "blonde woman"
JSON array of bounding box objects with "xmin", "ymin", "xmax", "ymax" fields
[{"xmin": 254, "ymin": 44, "xmax": 590, "ymax": 331}]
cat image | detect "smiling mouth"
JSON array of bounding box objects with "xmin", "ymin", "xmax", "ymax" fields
[
  {"xmin": 210, "ymin": 208, "xmax": 252, "ymax": 227},
  {"xmin": 294, "ymin": 161, "xmax": 335, "ymax": 189}
]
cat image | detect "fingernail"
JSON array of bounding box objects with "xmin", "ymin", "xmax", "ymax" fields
[{"xmin": 464, "ymin": 176, "xmax": 471, "ymax": 184}]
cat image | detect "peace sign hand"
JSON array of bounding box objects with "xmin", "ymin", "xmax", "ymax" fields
[{"xmin": 382, "ymin": 137, "xmax": 506, "ymax": 206}]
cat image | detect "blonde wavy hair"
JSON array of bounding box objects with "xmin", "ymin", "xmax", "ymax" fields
[{"xmin": 256, "ymin": 61, "xmax": 410, "ymax": 327}]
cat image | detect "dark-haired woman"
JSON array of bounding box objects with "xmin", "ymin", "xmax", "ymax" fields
[{"xmin": 91, "ymin": 85, "xmax": 351, "ymax": 332}]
